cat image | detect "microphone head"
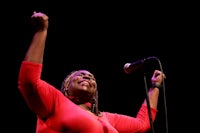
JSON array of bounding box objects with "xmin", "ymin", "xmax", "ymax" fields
[{"xmin": 123, "ymin": 63, "xmax": 131, "ymax": 74}]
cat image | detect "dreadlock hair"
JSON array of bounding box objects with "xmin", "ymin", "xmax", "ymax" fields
[{"xmin": 60, "ymin": 70, "xmax": 101, "ymax": 116}]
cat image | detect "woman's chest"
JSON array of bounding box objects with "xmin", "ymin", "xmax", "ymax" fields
[{"xmin": 47, "ymin": 107, "xmax": 118, "ymax": 133}]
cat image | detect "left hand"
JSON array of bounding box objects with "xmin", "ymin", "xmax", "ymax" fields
[{"xmin": 151, "ymin": 70, "xmax": 166, "ymax": 87}]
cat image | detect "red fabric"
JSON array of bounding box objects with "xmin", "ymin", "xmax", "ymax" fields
[{"xmin": 18, "ymin": 61, "xmax": 157, "ymax": 133}]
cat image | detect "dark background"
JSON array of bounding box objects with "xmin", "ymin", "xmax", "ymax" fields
[{"xmin": 4, "ymin": 1, "xmax": 198, "ymax": 133}]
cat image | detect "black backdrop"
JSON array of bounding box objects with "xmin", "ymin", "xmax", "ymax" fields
[{"xmin": 4, "ymin": 1, "xmax": 198, "ymax": 133}]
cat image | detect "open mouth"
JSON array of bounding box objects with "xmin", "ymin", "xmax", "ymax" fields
[{"xmin": 79, "ymin": 80, "xmax": 91, "ymax": 87}]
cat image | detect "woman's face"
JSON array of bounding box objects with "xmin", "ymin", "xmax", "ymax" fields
[{"xmin": 67, "ymin": 70, "xmax": 97, "ymax": 103}]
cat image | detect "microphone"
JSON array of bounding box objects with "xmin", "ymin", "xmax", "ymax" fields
[{"xmin": 123, "ymin": 56, "xmax": 157, "ymax": 74}]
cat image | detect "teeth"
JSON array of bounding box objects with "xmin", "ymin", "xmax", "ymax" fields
[{"xmin": 81, "ymin": 81, "xmax": 89, "ymax": 86}]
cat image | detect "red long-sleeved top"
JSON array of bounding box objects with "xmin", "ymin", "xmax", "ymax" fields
[{"xmin": 18, "ymin": 61, "xmax": 157, "ymax": 133}]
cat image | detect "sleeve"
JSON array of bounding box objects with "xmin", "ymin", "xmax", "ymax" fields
[
  {"xmin": 18, "ymin": 61, "xmax": 61, "ymax": 119},
  {"xmin": 104, "ymin": 104, "xmax": 157, "ymax": 133}
]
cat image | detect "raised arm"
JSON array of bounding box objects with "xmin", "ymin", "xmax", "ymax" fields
[
  {"xmin": 18, "ymin": 12, "xmax": 56, "ymax": 119},
  {"xmin": 24, "ymin": 11, "xmax": 49, "ymax": 63}
]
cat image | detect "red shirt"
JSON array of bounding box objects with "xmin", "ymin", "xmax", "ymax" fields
[{"xmin": 18, "ymin": 61, "xmax": 157, "ymax": 133}]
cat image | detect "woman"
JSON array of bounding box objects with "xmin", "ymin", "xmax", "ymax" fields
[{"xmin": 18, "ymin": 11, "xmax": 165, "ymax": 133}]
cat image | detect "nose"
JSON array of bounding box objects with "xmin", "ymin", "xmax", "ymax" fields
[{"xmin": 82, "ymin": 75, "xmax": 91, "ymax": 80}]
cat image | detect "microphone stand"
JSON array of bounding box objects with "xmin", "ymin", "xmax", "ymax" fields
[{"xmin": 125, "ymin": 56, "xmax": 168, "ymax": 133}]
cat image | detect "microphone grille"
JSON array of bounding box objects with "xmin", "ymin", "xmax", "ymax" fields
[
  {"xmin": 123, "ymin": 63, "xmax": 131, "ymax": 74},
  {"xmin": 124, "ymin": 63, "xmax": 131, "ymax": 69}
]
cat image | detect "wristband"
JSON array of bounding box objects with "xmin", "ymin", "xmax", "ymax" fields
[{"xmin": 151, "ymin": 83, "xmax": 162, "ymax": 89}]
